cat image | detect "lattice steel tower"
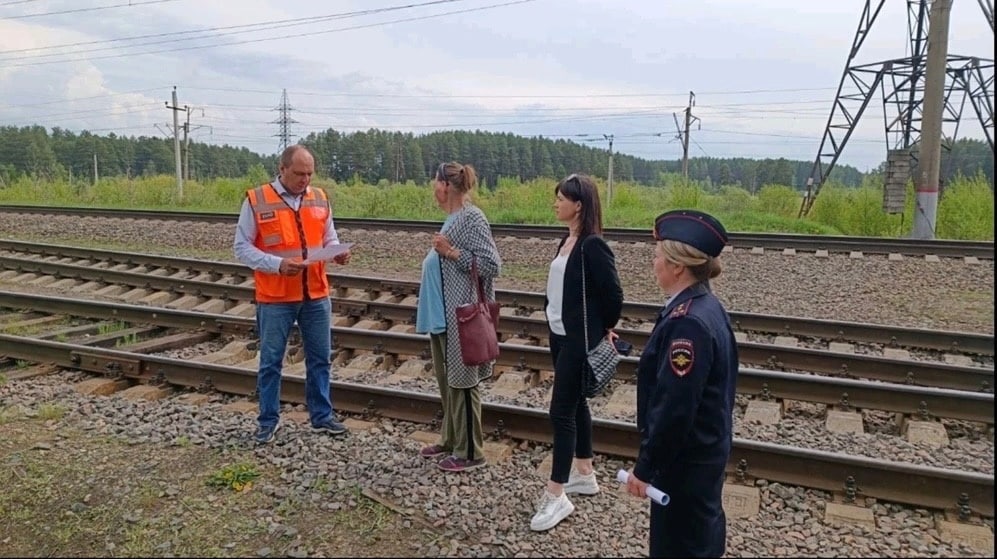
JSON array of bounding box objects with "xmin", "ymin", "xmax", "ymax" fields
[
  {"xmin": 272, "ymin": 89, "xmax": 298, "ymax": 153},
  {"xmin": 799, "ymin": 0, "xmax": 994, "ymax": 218}
]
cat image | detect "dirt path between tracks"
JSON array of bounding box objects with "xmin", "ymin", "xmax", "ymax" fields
[{"xmin": 0, "ymin": 397, "xmax": 437, "ymax": 558}]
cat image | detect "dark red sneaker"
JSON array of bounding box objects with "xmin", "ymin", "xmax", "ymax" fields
[
  {"xmin": 419, "ymin": 444, "xmax": 449, "ymax": 459},
  {"xmin": 436, "ymin": 455, "xmax": 487, "ymax": 472}
]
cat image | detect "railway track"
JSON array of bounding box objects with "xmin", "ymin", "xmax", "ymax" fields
[
  {"xmin": 1, "ymin": 242, "xmax": 993, "ymax": 393},
  {"xmin": 0, "ymin": 308, "xmax": 992, "ymax": 519},
  {"xmin": 2, "ymin": 239, "xmax": 992, "ymax": 355},
  {"xmin": 2, "ymin": 240, "xmax": 994, "ymax": 521},
  {"xmin": 1, "ymin": 204, "xmax": 993, "ymax": 259},
  {"xmin": 2, "ymin": 290, "xmax": 993, "ymax": 426}
]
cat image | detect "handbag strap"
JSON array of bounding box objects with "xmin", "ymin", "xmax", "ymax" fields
[{"xmin": 469, "ymin": 253, "xmax": 486, "ymax": 304}]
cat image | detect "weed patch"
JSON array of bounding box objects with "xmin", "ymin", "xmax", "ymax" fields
[{"xmin": 0, "ymin": 418, "xmax": 436, "ymax": 557}]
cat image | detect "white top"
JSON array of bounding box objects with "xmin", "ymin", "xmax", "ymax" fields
[{"xmin": 545, "ymin": 253, "xmax": 569, "ymax": 336}]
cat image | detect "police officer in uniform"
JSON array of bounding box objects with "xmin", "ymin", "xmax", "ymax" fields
[{"xmin": 625, "ymin": 209, "xmax": 738, "ymax": 558}]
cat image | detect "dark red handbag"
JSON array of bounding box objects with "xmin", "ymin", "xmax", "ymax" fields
[{"xmin": 455, "ymin": 255, "xmax": 500, "ymax": 366}]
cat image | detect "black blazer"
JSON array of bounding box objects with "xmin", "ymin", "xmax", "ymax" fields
[{"xmin": 544, "ymin": 234, "xmax": 624, "ymax": 350}]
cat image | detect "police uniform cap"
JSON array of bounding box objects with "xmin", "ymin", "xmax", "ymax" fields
[{"xmin": 652, "ymin": 209, "xmax": 729, "ymax": 257}]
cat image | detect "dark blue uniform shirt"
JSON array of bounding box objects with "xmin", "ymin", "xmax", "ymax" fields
[{"xmin": 634, "ymin": 282, "xmax": 738, "ymax": 482}]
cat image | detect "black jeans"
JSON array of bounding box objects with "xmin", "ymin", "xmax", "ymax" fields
[{"xmin": 548, "ymin": 332, "xmax": 594, "ymax": 484}]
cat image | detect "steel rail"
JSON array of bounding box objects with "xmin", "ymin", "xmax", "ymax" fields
[
  {"xmin": 1, "ymin": 291, "xmax": 992, "ymax": 424},
  {"xmin": 1, "ymin": 253, "xmax": 993, "ymax": 393},
  {"xmin": 1, "ymin": 251, "xmax": 993, "ymax": 391},
  {"xmin": 0, "ymin": 331, "xmax": 991, "ymax": 517},
  {"xmin": 0, "ymin": 205, "xmax": 992, "ymax": 259},
  {"xmin": 332, "ymin": 298, "xmax": 995, "ymax": 393},
  {"xmin": 1, "ymin": 239, "xmax": 992, "ymax": 356}
]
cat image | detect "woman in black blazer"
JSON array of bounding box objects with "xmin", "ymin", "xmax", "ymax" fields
[{"xmin": 531, "ymin": 173, "xmax": 624, "ymax": 532}]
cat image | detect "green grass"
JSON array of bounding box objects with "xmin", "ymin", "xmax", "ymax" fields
[
  {"xmin": 115, "ymin": 332, "xmax": 140, "ymax": 347},
  {"xmin": 205, "ymin": 463, "xmax": 261, "ymax": 492},
  {"xmin": 0, "ymin": 422, "xmax": 432, "ymax": 558},
  {"xmin": 97, "ymin": 321, "xmax": 128, "ymax": 336},
  {"xmin": 36, "ymin": 403, "xmax": 66, "ymax": 421},
  {"xmin": 1, "ymin": 173, "xmax": 992, "ymax": 240}
]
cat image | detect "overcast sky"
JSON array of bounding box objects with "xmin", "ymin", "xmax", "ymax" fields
[{"xmin": 0, "ymin": 0, "xmax": 993, "ymax": 172}]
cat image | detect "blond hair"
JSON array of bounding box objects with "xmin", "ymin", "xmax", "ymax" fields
[
  {"xmin": 437, "ymin": 162, "xmax": 478, "ymax": 194},
  {"xmin": 658, "ymin": 239, "xmax": 722, "ymax": 282}
]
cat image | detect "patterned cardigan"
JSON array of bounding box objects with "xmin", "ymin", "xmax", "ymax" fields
[{"xmin": 438, "ymin": 202, "xmax": 502, "ymax": 389}]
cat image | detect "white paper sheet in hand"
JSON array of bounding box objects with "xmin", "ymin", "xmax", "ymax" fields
[
  {"xmin": 616, "ymin": 469, "xmax": 670, "ymax": 506},
  {"xmin": 303, "ymin": 243, "xmax": 353, "ymax": 264}
]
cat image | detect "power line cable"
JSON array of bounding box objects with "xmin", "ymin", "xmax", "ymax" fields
[
  {"xmin": 0, "ymin": 0, "xmax": 466, "ymax": 59},
  {"xmin": 0, "ymin": 0, "xmax": 45, "ymax": 6},
  {"xmin": 4, "ymin": 104, "xmax": 160, "ymax": 123},
  {"xmin": 184, "ymin": 85, "xmax": 837, "ymax": 99},
  {"xmin": 691, "ymin": 138, "xmax": 710, "ymax": 157},
  {"xmin": 0, "ymin": 0, "xmax": 180, "ymax": 20},
  {"xmin": 0, "ymin": 87, "xmax": 165, "ymax": 109},
  {"xmin": 0, "ymin": 0, "xmax": 535, "ymax": 67}
]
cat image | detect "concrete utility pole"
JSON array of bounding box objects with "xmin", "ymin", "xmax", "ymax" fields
[
  {"xmin": 394, "ymin": 142, "xmax": 404, "ymax": 183},
  {"xmin": 675, "ymin": 91, "xmax": 700, "ymax": 180},
  {"xmin": 603, "ymin": 134, "xmax": 614, "ymax": 204},
  {"xmin": 183, "ymin": 107, "xmax": 191, "ymax": 181},
  {"xmin": 165, "ymin": 86, "xmax": 184, "ymax": 199},
  {"xmin": 913, "ymin": 0, "xmax": 953, "ymax": 239},
  {"xmin": 92, "ymin": 153, "xmax": 98, "ymax": 184},
  {"xmin": 181, "ymin": 107, "xmax": 208, "ymax": 181}
]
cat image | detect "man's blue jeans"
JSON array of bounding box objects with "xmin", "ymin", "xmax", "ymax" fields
[{"xmin": 256, "ymin": 297, "xmax": 334, "ymax": 428}]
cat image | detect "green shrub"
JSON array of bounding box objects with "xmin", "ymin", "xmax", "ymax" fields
[
  {"xmin": 2, "ymin": 173, "xmax": 992, "ymax": 240},
  {"xmin": 755, "ymin": 184, "xmax": 800, "ymax": 218},
  {"xmin": 715, "ymin": 186, "xmax": 755, "ymax": 215},
  {"xmin": 937, "ymin": 174, "xmax": 994, "ymax": 240},
  {"xmin": 665, "ymin": 183, "xmax": 704, "ymax": 209}
]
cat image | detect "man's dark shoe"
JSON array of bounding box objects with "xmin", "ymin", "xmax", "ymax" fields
[
  {"xmin": 312, "ymin": 418, "xmax": 348, "ymax": 435},
  {"xmin": 255, "ymin": 422, "xmax": 280, "ymax": 445}
]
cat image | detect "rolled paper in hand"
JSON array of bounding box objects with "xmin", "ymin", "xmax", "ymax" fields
[{"xmin": 616, "ymin": 469, "xmax": 670, "ymax": 506}]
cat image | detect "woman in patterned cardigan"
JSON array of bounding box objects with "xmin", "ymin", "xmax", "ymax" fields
[{"xmin": 414, "ymin": 161, "xmax": 502, "ymax": 472}]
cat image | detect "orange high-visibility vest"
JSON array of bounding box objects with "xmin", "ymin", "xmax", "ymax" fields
[{"xmin": 246, "ymin": 183, "xmax": 331, "ymax": 303}]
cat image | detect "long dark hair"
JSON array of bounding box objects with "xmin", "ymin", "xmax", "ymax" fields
[{"xmin": 554, "ymin": 173, "xmax": 603, "ymax": 237}]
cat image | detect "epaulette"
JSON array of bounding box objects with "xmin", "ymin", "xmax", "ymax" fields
[{"xmin": 669, "ymin": 300, "xmax": 692, "ymax": 319}]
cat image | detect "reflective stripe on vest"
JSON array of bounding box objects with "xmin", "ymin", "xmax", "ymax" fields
[{"xmin": 246, "ymin": 183, "xmax": 331, "ymax": 303}]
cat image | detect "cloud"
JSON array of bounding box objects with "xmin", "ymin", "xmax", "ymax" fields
[{"xmin": 0, "ymin": 0, "xmax": 992, "ymax": 172}]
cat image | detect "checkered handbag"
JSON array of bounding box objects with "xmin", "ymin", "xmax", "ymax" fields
[
  {"xmin": 584, "ymin": 336, "xmax": 620, "ymax": 397},
  {"xmin": 581, "ymin": 246, "xmax": 620, "ymax": 398}
]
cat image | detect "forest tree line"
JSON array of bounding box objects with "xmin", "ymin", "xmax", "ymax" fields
[{"xmin": 0, "ymin": 125, "xmax": 992, "ymax": 191}]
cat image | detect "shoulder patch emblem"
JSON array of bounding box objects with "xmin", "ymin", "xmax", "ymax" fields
[
  {"xmin": 669, "ymin": 339, "xmax": 694, "ymax": 377},
  {"xmin": 669, "ymin": 301, "xmax": 692, "ymax": 318}
]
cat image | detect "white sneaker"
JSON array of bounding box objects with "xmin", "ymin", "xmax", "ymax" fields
[
  {"xmin": 563, "ymin": 470, "xmax": 600, "ymax": 495},
  {"xmin": 530, "ymin": 490, "xmax": 574, "ymax": 532}
]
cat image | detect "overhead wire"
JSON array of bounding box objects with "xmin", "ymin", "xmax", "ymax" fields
[
  {"xmin": 0, "ymin": 0, "xmax": 181, "ymax": 20},
  {"xmin": 0, "ymin": 0, "xmax": 467, "ymax": 59},
  {"xmin": 183, "ymin": 85, "xmax": 838, "ymax": 99},
  {"xmin": 0, "ymin": 0, "xmax": 536, "ymax": 67},
  {"xmin": 0, "ymin": 0, "xmax": 45, "ymax": 6},
  {"xmin": 0, "ymin": 87, "xmax": 166, "ymax": 109}
]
